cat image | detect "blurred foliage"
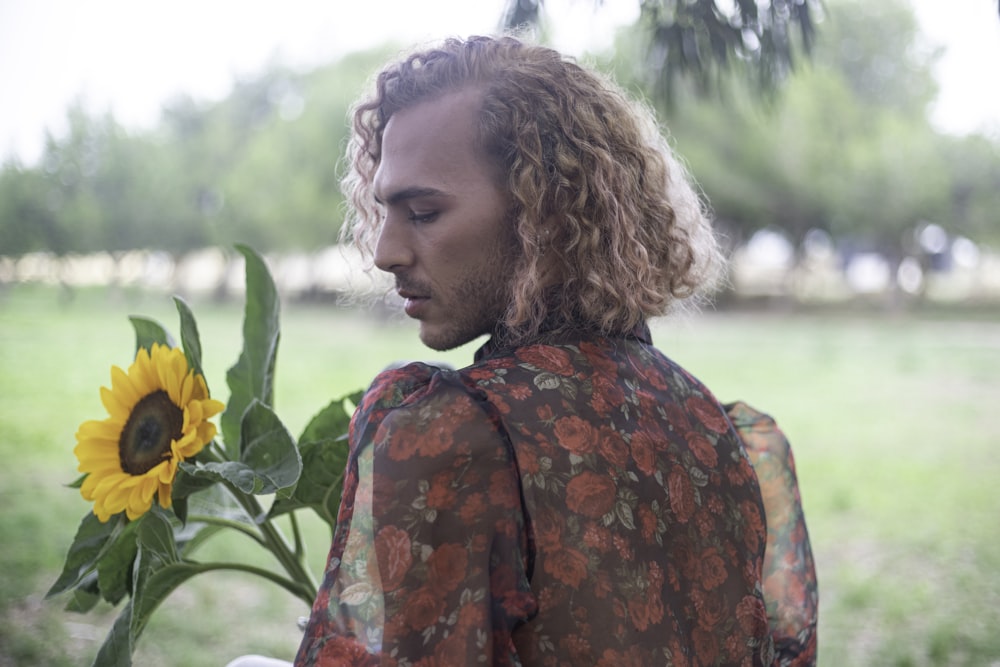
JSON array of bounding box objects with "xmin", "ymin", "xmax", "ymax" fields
[
  {"xmin": 606, "ymin": 0, "xmax": 1000, "ymax": 258},
  {"xmin": 0, "ymin": 47, "xmax": 394, "ymax": 258},
  {"xmin": 1, "ymin": 0, "xmax": 998, "ymax": 265},
  {"xmin": 504, "ymin": 0, "xmax": 820, "ymax": 104}
]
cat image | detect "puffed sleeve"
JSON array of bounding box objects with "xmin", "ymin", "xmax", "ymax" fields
[
  {"xmin": 726, "ymin": 401, "xmax": 819, "ymax": 667},
  {"xmin": 295, "ymin": 364, "xmax": 537, "ymax": 667}
]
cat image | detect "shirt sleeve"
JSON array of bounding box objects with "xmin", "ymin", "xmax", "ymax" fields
[
  {"xmin": 296, "ymin": 364, "xmax": 536, "ymax": 667},
  {"xmin": 726, "ymin": 401, "xmax": 819, "ymax": 667}
]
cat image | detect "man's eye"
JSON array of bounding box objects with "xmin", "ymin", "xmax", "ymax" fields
[{"xmin": 408, "ymin": 211, "xmax": 437, "ymax": 223}]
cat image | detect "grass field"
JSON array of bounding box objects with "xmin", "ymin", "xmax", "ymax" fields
[{"xmin": 1, "ymin": 283, "xmax": 998, "ymax": 666}]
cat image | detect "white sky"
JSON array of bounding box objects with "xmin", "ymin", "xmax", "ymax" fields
[{"xmin": 0, "ymin": 0, "xmax": 998, "ymax": 165}]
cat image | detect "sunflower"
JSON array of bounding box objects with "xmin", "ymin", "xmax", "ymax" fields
[{"xmin": 74, "ymin": 343, "xmax": 225, "ymax": 522}]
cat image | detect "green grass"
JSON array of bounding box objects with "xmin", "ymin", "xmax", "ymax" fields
[{"xmin": 2, "ymin": 284, "xmax": 998, "ymax": 666}]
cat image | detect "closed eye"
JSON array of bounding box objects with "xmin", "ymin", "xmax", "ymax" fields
[{"xmin": 408, "ymin": 210, "xmax": 438, "ymax": 223}]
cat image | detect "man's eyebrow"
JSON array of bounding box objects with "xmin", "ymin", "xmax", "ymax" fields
[{"xmin": 373, "ymin": 186, "xmax": 452, "ymax": 206}]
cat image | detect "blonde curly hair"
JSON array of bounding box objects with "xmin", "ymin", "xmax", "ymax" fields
[{"xmin": 343, "ymin": 35, "xmax": 722, "ymax": 344}]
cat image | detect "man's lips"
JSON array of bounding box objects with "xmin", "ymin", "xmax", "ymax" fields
[{"xmin": 397, "ymin": 289, "xmax": 430, "ymax": 317}]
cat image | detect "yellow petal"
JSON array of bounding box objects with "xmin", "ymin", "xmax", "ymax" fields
[
  {"xmin": 110, "ymin": 365, "xmax": 142, "ymax": 410},
  {"xmin": 157, "ymin": 481, "xmax": 173, "ymax": 509},
  {"xmin": 99, "ymin": 386, "xmax": 131, "ymax": 421}
]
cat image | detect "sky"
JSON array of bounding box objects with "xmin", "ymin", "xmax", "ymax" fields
[{"xmin": 0, "ymin": 0, "xmax": 998, "ymax": 165}]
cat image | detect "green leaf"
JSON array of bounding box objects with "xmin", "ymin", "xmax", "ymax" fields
[
  {"xmin": 184, "ymin": 402, "xmax": 301, "ymax": 497},
  {"xmin": 272, "ymin": 391, "xmax": 359, "ymax": 524},
  {"xmin": 95, "ymin": 521, "xmax": 139, "ymax": 605},
  {"xmin": 299, "ymin": 390, "xmax": 362, "ymax": 445},
  {"xmin": 66, "ymin": 473, "xmax": 87, "ymax": 489},
  {"xmin": 181, "ymin": 401, "xmax": 302, "ymax": 498},
  {"xmin": 128, "ymin": 316, "xmax": 175, "ymax": 355},
  {"xmin": 170, "ymin": 464, "xmax": 218, "ymax": 501},
  {"xmin": 173, "ymin": 296, "xmax": 205, "ymax": 382},
  {"xmin": 128, "ymin": 511, "xmax": 213, "ymax": 643},
  {"xmin": 172, "ymin": 496, "xmax": 189, "ymax": 526},
  {"xmin": 240, "ymin": 400, "xmax": 301, "ymax": 498},
  {"xmin": 180, "ymin": 461, "xmax": 262, "ymax": 495},
  {"xmin": 47, "ymin": 513, "xmax": 124, "ymax": 598},
  {"xmin": 64, "ymin": 572, "xmax": 101, "ymax": 613},
  {"xmin": 91, "ymin": 601, "xmax": 133, "ymax": 667},
  {"xmin": 222, "ymin": 244, "xmax": 280, "ymax": 458},
  {"xmin": 269, "ymin": 437, "xmax": 348, "ymax": 527}
]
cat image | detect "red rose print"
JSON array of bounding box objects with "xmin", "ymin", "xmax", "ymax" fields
[
  {"xmin": 565, "ymin": 471, "xmax": 617, "ymax": 518},
  {"xmin": 316, "ymin": 636, "xmax": 378, "ymax": 666},
  {"xmin": 645, "ymin": 584, "xmax": 664, "ymax": 625},
  {"xmin": 686, "ymin": 431, "xmax": 718, "ymax": 468},
  {"xmin": 374, "ymin": 525, "xmax": 412, "ymax": 592},
  {"xmin": 457, "ymin": 601, "xmax": 487, "ymax": 630},
  {"xmin": 613, "ymin": 533, "xmax": 635, "ymax": 561},
  {"xmin": 533, "ymin": 507, "xmax": 565, "ymax": 550},
  {"xmin": 425, "ymin": 472, "xmax": 457, "ymax": 510},
  {"xmin": 404, "ymin": 585, "xmax": 445, "ymax": 630},
  {"xmin": 458, "ymin": 491, "xmax": 487, "ymax": 523},
  {"xmin": 692, "ymin": 587, "xmax": 726, "ymax": 630},
  {"xmin": 559, "ymin": 634, "xmax": 593, "ymax": 664},
  {"xmin": 628, "ymin": 596, "xmax": 652, "ymax": 631},
  {"xmin": 517, "ymin": 346, "xmax": 574, "ymax": 375},
  {"xmin": 695, "ymin": 507, "xmax": 716, "ymax": 539},
  {"xmin": 518, "ymin": 446, "xmax": 540, "ymax": 474},
  {"xmin": 432, "ymin": 629, "xmax": 469, "ymax": 665},
  {"xmin": 386, "ymin": 423, "xmax": 421, "ymax": 461},
  {"xmin": 553, "ymin": 415, "xmax": 597, "ymax": 455},
  {"xmin": 736, "ymin": 594, "xmax": 769, "ymax": 637},
  {"xmin": 630, "ymin": 430, "xmax": 657, "ymax": 477},
  {"xmin": 667, "ymin": 465, "xmax": 696, "ymax": 523},
  {"xmin": 740, "ymin": 500, "xmax": 764, "ymax": 554},
  {"xmin": 590, "ymin": 374, "xmax": 625, "ymax": 415},
  {"xmin": 418, "ymin": 420, "xmax": 455, "ymax": 458},
  {"xmin": 597, "ymin": 426, "xmax": 629, "ymax": 469},
  {"xmin": 509, "ymin": 384, "xmax": 532, "ymax": 400},
  {"xmin": 593, "ymin": 569, "xmax": 612, "ymax": 598},
  {"xmin": 685, "ymin": 395, "xmax": 731, "ymax": 434},
  {"xmin": 580, "ymin": 340, "xmax": 618, "ymax": 376},
  {"xmin": 544, "ymin": 546, "xmax": 589, "ymax": 587},
  {"xmin": 427, "ymin": 543, "xmax": 468, "ymax": 593},
  {"xmin": 638, "ymin": 503, "xmax": 658, "ymax": 542},
  {"xmin": 698, "ymin": 547, "xmax": 729, "ymax": 590},
  {"xmin": 582, "ymin": 522, "xmax": 611, "ymax": 552},
  {"xmin": 692, "ymin": 627, "xmax": 720, "ymax": 665},
  {"xmin": 664, "ymin": 401, "xmax": 692, "ymax": 431},
  {"xmin": 488, "ymin": 468, "xmax": 520, "ymax": 509}
]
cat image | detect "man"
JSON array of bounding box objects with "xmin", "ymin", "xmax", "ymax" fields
[{"xmin": 293, "ymin": 35, "xmax": 816, "ymax": 666}]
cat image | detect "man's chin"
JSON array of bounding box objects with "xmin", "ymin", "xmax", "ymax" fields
[{"xmin": 418, "ymin": 323, "xmax": 481, "ymax": 353}]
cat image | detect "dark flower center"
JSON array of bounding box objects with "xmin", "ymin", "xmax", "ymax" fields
[{"xmin": 119, "ymin": 390, "xmax": 183, "ymax": 475}]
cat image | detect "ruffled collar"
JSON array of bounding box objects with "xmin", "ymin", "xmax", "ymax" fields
[{"xmin": 474, "ymin": 320, "xmax": 652, "ymax": 362}]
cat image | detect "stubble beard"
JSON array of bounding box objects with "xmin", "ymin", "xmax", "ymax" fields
[{"xmin": 420, "ymin": 260, "xmax": 512, "ymax": 352}]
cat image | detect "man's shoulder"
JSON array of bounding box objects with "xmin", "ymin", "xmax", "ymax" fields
[{"xmin": 351, "ymin": 361, "xmax": 510, "ymax": 462}]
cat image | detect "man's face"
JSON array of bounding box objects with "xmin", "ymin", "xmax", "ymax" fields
[{"xmin": 372, "ymin": 89, "xmax": 516, "ymax": 351}]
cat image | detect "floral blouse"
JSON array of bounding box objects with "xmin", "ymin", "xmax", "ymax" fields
[{"xmin": 296, "ymin": 326, "xmax": 817, "ymax": 666}]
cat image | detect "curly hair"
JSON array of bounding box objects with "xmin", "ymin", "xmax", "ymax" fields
[{"xmin": 343, "ymin": 35, "xmax": 722, "ymax": 343}]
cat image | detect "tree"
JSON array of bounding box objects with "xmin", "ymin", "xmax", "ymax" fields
[
  {"xmin": 623, "ymin": 0, "xmax": 958, "ymax": 268},
  {"xmin": 502, "ymin": 0, "xmax": 820, "ymax": 103}
]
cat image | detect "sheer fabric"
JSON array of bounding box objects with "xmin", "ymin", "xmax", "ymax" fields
[
  {"xmin": 726, "ymin": 403, "xmax": 819, "ymax": 666},
  {"xmin": 296, "ymin": 327, "xmax": 811, "ymax": 666}
]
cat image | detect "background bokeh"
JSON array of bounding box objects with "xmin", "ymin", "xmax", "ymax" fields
[{"xmin": 1, "ymin": 1, "xmax": 998, "ymax": 665}]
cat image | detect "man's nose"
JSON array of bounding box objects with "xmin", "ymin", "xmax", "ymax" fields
[{"xmin": 373, "ymin": 217, "xmax": 414, "ymax": 274}]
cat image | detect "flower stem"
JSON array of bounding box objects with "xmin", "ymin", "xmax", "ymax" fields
[
  {"xmin": 228, "ymin": 485, "xmax": 318, "ymax": 604},
  {"xmin": 192, "ymin": 561, "xmax": 313, "ymax": 603},
  {"xmin": 290, "ymin": 511, "xmax": 305, "ymax": 560},
  {"xmin": 186, "ymin": 514, "xmax": 267, "ymax": 548}
]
